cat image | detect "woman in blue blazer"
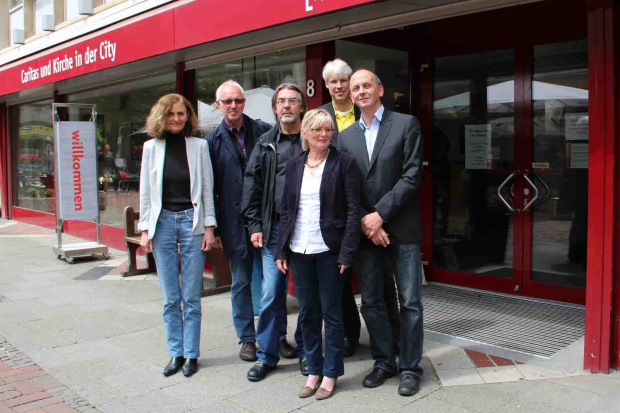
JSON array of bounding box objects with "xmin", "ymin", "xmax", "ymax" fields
[
  {"xmin": 275, "ymin": 109, "xmax": 361, "ymax": 400},
  {"xmin": 139, "ymin": 94, "xmax": 217, "ymax": 377}
]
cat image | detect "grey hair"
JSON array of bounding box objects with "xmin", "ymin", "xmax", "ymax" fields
[
  {"xmin": 322, "ymin": 59, "xmax": 353, "ymax": 82},
  {"xmin": 300, "ymin": 109, "xmax": 334, "ymax": 151},
  {"xmin": 216, "ymin": 80, "xmax": 245, "ymax": 100}
]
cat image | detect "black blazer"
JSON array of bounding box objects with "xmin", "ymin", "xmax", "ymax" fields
[
  {"xmin": 275, "ymin": 149, "xmax": 361, "ymax": 267},
  {"xmin": 318, "ymin": 102, "xmax": 361, "ymax": 146},
  {"xmin": 337, "ymin": 109, "xmax": 424, "ymax": 246}
]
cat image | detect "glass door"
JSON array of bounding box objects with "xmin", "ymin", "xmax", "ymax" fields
[
  {"xmin": 522, "ymin": 40, "xmax": 588, "ymax": 302},
  {"xmin": 431, "ymin": 49, "xmax": 519, "ymax": 293},
  {"xmin": 427, "ymin": 41, "xmax": 588, "ymax": 304}
]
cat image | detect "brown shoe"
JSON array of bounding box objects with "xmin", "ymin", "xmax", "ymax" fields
[
  {"xmin": 315, "ymin": 378, "xmax": 337, "ymax": 400},
  {"xmin": 239, "ymin": 341, "xmax": 258, "ymax": 362},
  {"xmin": 278, "ymin": 338, "xmax": 296, "ymax": 359},
  {"xmin": 298, "ymin": 376, "xmax": 322, "ymax": 398}
]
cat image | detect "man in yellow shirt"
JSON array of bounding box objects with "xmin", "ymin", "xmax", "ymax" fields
[
  {"xmin": 319, "ymin": 59, "xmax": 360, "ymax": 145},
  {"xmin": 319, "ymin": 59, "xmax": 400, "ymax": 359}
]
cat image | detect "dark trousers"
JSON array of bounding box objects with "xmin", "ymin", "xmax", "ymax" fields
[
  {"xmin": 290, "ymin": 251, "xmax": 344, "ymax": 378},
  {"xmin": 342, "ymin": 268, "xmax": 401, "ymax": 350},
  {"xmin": 357, "ymin": 243, "xmax": 424, "ymax": 376}
]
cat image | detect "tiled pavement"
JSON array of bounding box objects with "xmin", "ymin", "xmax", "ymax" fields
[
  {"xmin": 1, "ymin": 335, "xmax": 98, "ymax": 413},
  {"xmin": 1, "ymin": 219, "xmax": 619, "ymax": 413}
]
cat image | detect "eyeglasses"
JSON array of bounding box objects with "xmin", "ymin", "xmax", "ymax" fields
[
  {"xmin": 308, "ymin": 127, "xmax": 334, "ymax": 134},
  {"xmin": 276, "ymin": 98, "xmax": 301, "ymax": 106},
  {"xmin": 218, "ymin": 98, "xmax": 246, "ymax": 106}
]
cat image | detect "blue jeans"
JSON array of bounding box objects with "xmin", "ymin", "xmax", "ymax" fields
[
  {"xmin": 229, "ymin": 247, "xmax": 258, "ymax": 343},
  {"xmin": 152, "ymin": 209, "xmax": 206, "ymax": 359},
  {"xmin": 256, "ymin": 219, "xmax": 303, "ymax": 366},
  {"xmin": 357, "ymin": 243, "xmax": 424, "ymax": 376},
  {"xmin": 290, "ymin": 251, "xmax": 344, "ymax": 378}
]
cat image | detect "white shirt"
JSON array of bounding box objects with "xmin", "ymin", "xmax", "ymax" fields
[
  {"xmin": 289, "ymin": 159, "xmax": 329, "ymax": 255},
  {"xmin": 359, "ymin": 105, "xmax": 384, "ymax": 161}
]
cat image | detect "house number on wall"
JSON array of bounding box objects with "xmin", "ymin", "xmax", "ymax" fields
[{"xmin": 307, "ymin": 80, "xmax": 316, "ymax": 97}]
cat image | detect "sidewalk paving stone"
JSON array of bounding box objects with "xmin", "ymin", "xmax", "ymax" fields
[{"xmin": 1, "ymin": 219, "xmax": 618, "ymax": 413}]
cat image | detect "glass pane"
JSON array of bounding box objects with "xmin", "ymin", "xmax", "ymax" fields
[
  {"xmin": 11, "ymin": 100, "xmax": 55, "ymax": 214},
  {"xmin": 36, "ymin": 0, "xmax": 54, "ymax": 35},
  {"xmin": 336, "ymin": 40, "xmax": 409, "ymax": 113},
  {"xmin": 531, "ymin": 40, "xmax": 588, "ymax": 288},
  {"xmin": 194, "ymin": 47, "xmax": 305, "ymax": 134},
  {"xmin": 10, "ymin": 7, "xmax": 24, "ymax": 44},
  {"xmin": 10, "ymin": 0, "xmax": 24, "ymax": 8},
  {"xmin": 67, "ymin": 71, "xmax": 175, "ymax": 227},
  {"xmin": 432, "ymin": 49, "xmax": 515, "ymax": 276}
]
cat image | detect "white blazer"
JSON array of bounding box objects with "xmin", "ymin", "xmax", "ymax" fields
[{"xmin": 138, "ymin": 136, "xmax": 217, "ymax": 239}]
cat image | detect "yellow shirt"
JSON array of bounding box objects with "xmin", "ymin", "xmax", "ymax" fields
[{"xmin": 334, "ymin": 103, "xmax": 356, "ymax": 132}]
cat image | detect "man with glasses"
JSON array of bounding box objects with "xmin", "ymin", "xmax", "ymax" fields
[
  {"xmin": 205, "ymin": 80, "xmax": 272, "ymax": 362},
  {"xmin": 242, "ymin": 83, "xmax": 306, "ymax": 381}
]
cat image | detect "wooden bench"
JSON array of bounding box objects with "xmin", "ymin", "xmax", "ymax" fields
[
  {"xmin": 121, "ymin": 206, "xmax": 232, "ymax": 297},
  {"xmin": 122, "ymin": 206, "xmax": 156, "ymax": 277}
]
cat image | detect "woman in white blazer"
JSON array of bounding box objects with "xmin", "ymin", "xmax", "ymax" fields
[{"xmin": 139, "ymin": 93, "xmax": 217, "ymax": 378}]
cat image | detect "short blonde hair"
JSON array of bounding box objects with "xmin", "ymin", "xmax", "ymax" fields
[
  {"xmin": 300, "ymin": 109, "xmax": 335, "ymax": 151},
  {"xmin": 145, "ymin": 94, "xmax": 198, "ymax": 139}
]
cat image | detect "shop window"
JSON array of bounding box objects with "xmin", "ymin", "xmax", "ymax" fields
[
  {"xmin": 193, "ymin": 47, "xmax": 305, "ymax": 135},
  {"xmin": 66, "ymin": 71, "xmax": 175, "ymax": 227},
  {"xmin": 335, "ymin": 40, "xmax": 409, "ymax": 114},
  {"xmin": 11, "ymin": 99, "xmax": 55, "ymax": 214}
]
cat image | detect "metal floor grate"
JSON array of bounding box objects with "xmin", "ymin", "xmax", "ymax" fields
[{"xmin": 422, "ymin": 283, "xmax": 585, "ymax": 358}]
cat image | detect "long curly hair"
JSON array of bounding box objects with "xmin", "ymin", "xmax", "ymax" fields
[{"xmin": 145, "ymin": 94, "xmax": 198, "ymax": 139}]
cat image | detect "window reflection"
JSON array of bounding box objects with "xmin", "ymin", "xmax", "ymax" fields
[
  {"xmin": 11, "ymin": 100, "xmax": 55, "ymax": 213},
  {"xmin": 531, "ymin": 40, "xmax": 588, "ymax": 287},
  {"xmin": 194, "ymin": 48, "xmax": 306, "ymax": 135},
  {"xmin": 67, "ymin": 71, "xmax": 176, "ymax": 227}
]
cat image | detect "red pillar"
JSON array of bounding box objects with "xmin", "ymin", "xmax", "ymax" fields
[
  {"xmin": 0, "ymin": 104, "xmax": 8, "ymax": 219},
  {"xmin": 584, "ymin": 0, "xmax": 616, "ymax": 373},
  {"xmin": 305, "ymin": 42, "xmax": 335, "ymax": 110}
]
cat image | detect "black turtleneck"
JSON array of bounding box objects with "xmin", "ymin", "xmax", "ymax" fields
[{"xmin": 161, "ymin": 132, "xmax": 193, "ymax": 212}]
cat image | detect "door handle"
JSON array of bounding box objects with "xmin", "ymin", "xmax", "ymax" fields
[
  {"xmin": 523, "ymin": 172, "xmax": 540, "ymax": 214},
  {"xmin": 498, "ymin": 171, "xmax": 520, "ymax": 214},
  {"xmin": 531, "ymin": 173, "xmax": 550, "ymax": 209}
]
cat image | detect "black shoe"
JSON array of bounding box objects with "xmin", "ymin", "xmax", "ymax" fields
[
  {"xmin": 363, "ymin": 367, "xmax": 396, "ymax": 388},
  {"xmin": 279, "ymin": 338, "xmax": 297, "ymax": 359},
  {"xmin": 239, "ymin": 341, "xmax": 258, "ymax": 362},
  {"xmin": 343, "ymin": 337, "xmax": 359, "ymax": 358},
  {"xmin": 163, "ymin": 356, "xmax": 185, "ymax": 377},
  {"xmin": 299, "ymin": 357, "xmax": 308, "ymax": 376},
  {"xmin": 182, "ymin": 358, "xmax": 198, "ymax": 377},
  {"xmin": 247, "ymin": 362, "xmax": 275, "ymax": 382},
  {"xmin": 398, "ymin": 372, "xmax": 420, "ymax": 397}
]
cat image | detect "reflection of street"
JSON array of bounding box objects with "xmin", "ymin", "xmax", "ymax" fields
[{"xmin": 99, "ymin": 191, "xmax": 139, "ymax": 227}]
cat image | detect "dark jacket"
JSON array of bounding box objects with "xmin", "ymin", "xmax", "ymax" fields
[
  {"xmin": 318, "ymin": 101, "xmax": 361, "ymax": 145},
  {"xmin": 337, "ymin": 109, "xmax": 424, "ymax": 246},
  {"xmin": 242, "ymin": 124, "xmax": 280, "ymax": 245},
  {"xmin": 275, "ymin": 149, "xmax": 361, "ymax": 267},
  {"xmin": 206, "ymin": 114, "xmax": 272, "ymax": 260}
]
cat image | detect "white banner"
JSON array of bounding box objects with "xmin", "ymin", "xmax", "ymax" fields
[
  {"xmin": 465, "ymin": 124, "xmax": 492, "ymax": 170},
  {"xmin": 55, "ymin": 121, "xmax": 98, "ymax": 220}
]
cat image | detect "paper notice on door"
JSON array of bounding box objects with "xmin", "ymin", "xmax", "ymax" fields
[
  {"xmin": 565, "ymin": 113, "xmax": 588, "ymax": 141},
  {"xmin": 567, "ymin": 142, "xmax": 588, "ymax": 168},
  {"xmin": 465, "ymin": 124, "xmax": 492, "ymax": 169}
]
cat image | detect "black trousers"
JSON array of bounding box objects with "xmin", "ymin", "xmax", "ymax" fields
[{"xmin": 342, "ymin": 267, "xmax": 401, "ymax": 348}]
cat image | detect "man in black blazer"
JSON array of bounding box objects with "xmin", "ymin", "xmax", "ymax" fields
[
  {"xmin": 337, "ymin": 69, "xmax": 424, "ymax": 397},
  {"xmin": 318, "ymin": 59, "xmax": 401, "ymax": 359}
]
